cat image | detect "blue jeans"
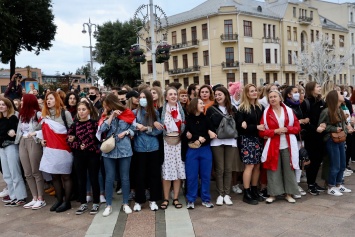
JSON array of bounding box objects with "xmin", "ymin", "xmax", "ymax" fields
[
  {"xmin": 326, "ymin": 138, "xmax": 346, "ymax": 186},
  {"xmin": 104, "ymin": 156, "xmax": 131, "ymax": 205},
  {"xmin": 185, "ymin": 145, "xmax": 212, "ymax": 203}
]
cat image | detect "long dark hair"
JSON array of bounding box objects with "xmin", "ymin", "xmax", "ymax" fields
[
  {"xmin": 305, "ymin": 81, "xmax": 321, "ymax": 100},
  {"xmin": 282, "ymin": 86, "xmax": 296, "ymax": 102},
  {"xmin": 64, "ymin": 92, "xmax": 80, "ymax": 108},
  {"xmin": 103, "ymin": 93, "xmax": 126, "ymax": 112},
  {"xmin": 138, "ymin": 89, "xmax": 157, "ymax": 126},
  {"xmin": 214, "ymin": 86, "xmax": 233, "ymax": 115},
  {"xmin": 77, "ymin": 100, "xmax": 99, "ymax": 121},
  {"xmin": 326, "ymin": 90, "xmax": 345, "ymax": 124}
]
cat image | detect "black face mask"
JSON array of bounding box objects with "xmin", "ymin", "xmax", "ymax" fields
[
  {"xmin": 89, "ymin": 94, "xmax": 97, "ymax": 101},
  {"xmin": 120, "ymin": 100, "xmax": 126, "ymax": 105}
]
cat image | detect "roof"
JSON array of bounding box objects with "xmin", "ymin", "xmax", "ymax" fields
[{"xmin": 320, "ymin": 15, "xmax": 348, "ymax": 32}]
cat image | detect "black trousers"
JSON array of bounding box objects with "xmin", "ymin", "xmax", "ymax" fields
[
  {"xmin": 74, "ymin": 150, "xmax": 101, "ymax": 204},
  {"xmin": 305, "ymin": 135, "xmax": 325, "ymax": 185},
  {"xmin": 135, "ymin": 150, "xmax": 162, "ymax": 203}
]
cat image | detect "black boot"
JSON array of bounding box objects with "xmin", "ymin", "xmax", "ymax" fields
[
  {"xmin": 251, "ymin": 186, "xmax": 265, "ymax": 201},
  {"xmin": 243, "ymin": 188, "xmax": 258, "ymax": 205},
  {"xmin": 56, "ymin": 202, "xmax": 72, "ymax": 213},
  {"xmin": 260, "ymin": 188, "xmax": 270, "ymax": 199},
  {"xmin": 50, "ymin": 201, "xmax": 62, "ymax": 212}
]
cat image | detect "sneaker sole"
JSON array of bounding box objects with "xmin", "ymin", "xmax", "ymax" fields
[{"xmin": 90, "ymin": 211, "xmax": 99, "ymax": 215}]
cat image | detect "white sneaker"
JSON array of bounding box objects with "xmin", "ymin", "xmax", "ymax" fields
[
  {"xmin": 292, "ymin": 194, "xmax": 302, "ymax": 199},
  {"xmin": 86, "ymin": 195, "xmax": 92, "ymax": 203},
  {"xmin": 102, "ymin": 206, "xmax": 112, "ymax": 217},
  {"xmin": 232, "ymin": 185, "xmax": 243, "ymax": 194},
  {"xmin": 100, "ymin": 195, "xmax": 106, "ymax": 203},
  {"xmin": 23, "ymin": 199, "xmax": 37, "ymax": 209},
  {"xmin": 149, "ymin": 201, "xmax": 158, "ymax": 211},
  {"xmin": 344, "ymin": 171, "xmax": 351, "ymax": 177},
  {"xmin": 298, "ymin": 186, "xmax": 306, "ymax": 196},
  {"xmin": 345, "ymin": 168, "xmax": 353, "ymax": 174},
  {"xmin": 223, "ymin": 195, "xmax": 233, "ymax": 205},
  {"xmin": 116, "ymin": 188, "xmax": 122, "ymax": 195},
  {"xmin": 32, "ymin": 200, "xmax": 46, "ymax": 210},
  {"xmin": 133, "ymin": 202, "xmax": 141, "ymax": 212},
  {"xmin": 338, "ymin": 185, "xmax": 352, "ymax": 193},
  {"xmin": 123, "ymin": 204, "xmax": 132, "ymax": 214},
  {"xmin": 0, "ymin": 188, "xmax": 9, "ymax": 198},
  {"xmin": 216, "ymin": 195, "xmax": 224, "ymax": 206},
  {"xmin": 328, "ymin": 187, "xmax": 343, "ymax": 196}
]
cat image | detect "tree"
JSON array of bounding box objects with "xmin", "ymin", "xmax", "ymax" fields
[
  {"xmin": 0, "ymin": 0, "xmax": 57, "ymax": 79},
  {"xmin": 293, "ymin": 34, "xmax": 354, "ymax": 85},
  {"xmin": 95, "ymin": 19, "xmax": 141, "ymax": 87},
  {"xmin": 75, "ymin": 63, "xmax": 91, "ymax": 79}
]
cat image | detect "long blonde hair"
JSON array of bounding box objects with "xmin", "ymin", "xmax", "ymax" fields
[
  {"xmin": 151, "ymin": 86, "xmax": 164, "ymax": 108},
  {"xmin": 321, "ymin": 80, "xmax": 335, "ymax": 100},
  {"xmin": 0, "ymin": 97, "xmax": 15, "ymax": 119},
  {"xmin": 238, "ymin": 84, "xmax": 262, "ymax": 113}
]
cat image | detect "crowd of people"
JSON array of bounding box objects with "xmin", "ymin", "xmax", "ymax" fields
[{"xmin": 0, "ymin": 72, "xmax": 354, "ymax": 217}]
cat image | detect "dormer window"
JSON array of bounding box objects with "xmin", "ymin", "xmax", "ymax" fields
[{"xmin": 257, "ymin": 6, "xmax": 262, "ymax": 12}]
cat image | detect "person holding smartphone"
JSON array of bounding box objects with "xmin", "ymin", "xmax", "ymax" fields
[{"xmin": 4, "ymin": 74, "xmax": 23, "ymax": 100}]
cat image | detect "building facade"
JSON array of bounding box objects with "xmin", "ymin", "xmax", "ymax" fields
[
  {"xmin": 140, "ymin": 0, "xmax": 350, "ymax": 87},
  {"xmin": 0, "ymin": 67, "xmax": 42, "ymax": 93}
]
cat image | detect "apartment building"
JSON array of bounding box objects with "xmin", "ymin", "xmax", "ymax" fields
[
  {"xmin": 140, "ymin": 0, "xmax": 350, "ymax": 87},
  {"xmin": 0, "ymin": 67, "xmax": 42, "ymax": 93}
]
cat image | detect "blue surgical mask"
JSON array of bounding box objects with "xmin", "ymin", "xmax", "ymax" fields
[
  {"xmin": 139, "ymin": 98, "xmax": 147, "ymax": 107},
  {"xmin": 292, "ymin": 93, "xmax": 300, "ymax": 101}
]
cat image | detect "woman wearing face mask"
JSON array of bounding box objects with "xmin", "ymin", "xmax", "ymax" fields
[
  {"xmin": 131, "ymin": 90, "xmax": 163, "ymax": 212},
  {"xmin": 283, "ymin": 86, "xmax": 309, "ymax": 198}
]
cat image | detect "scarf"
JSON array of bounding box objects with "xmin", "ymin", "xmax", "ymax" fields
[
  {"xmin": 161, "ymin": 101, "xmax": 185, "ymax": 135},
  {"xmin": 286, "ymin": 98, "xmax": 300, "ymax": 106}
]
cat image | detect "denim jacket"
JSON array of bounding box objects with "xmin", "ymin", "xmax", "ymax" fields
[
  {"xmin": 98, "ymin": 116, "xmax": 134, "ymax": 159},
  {"xmin": 132, "ymin": 109, "xmax": 162, "ymax": 152}
]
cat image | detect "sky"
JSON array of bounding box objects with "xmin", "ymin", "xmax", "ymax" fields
[{"xmin": 0, "ymin": 0, "xmax": 351, "ymax": 76}]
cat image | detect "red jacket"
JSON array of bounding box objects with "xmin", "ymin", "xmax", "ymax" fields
[{"xmin": 259, "ymin": 103, "xmax": 301, "ymax": 171}]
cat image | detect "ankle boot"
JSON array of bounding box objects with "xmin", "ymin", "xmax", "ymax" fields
[
  {"xmin": 56, "ymin": 201, "xmax": 71, "ymax": 213},
  {"xmin": 251, "ymin": 186, "xmax": 265, "ymax": 201},
  {"xmin": 243, "ymin": 188, "xmax": 258, "ymax": 205}
]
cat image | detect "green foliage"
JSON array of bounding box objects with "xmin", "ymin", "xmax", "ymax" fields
[
  {"xmin": 95, "ymin": 19, "xmax": 142, "ymax": 87},
  {"xmin": 0, "ymin": 0, "xmax": 57, "ymax": 78},
  {"xmin": 76, "ymin": 63, "xmax": 91, "ymax": 79}
]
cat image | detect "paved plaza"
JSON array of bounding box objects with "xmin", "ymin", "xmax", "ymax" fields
[{"xmin": 0, "ymin": 163, "xmax": 355, "ymax": 237}]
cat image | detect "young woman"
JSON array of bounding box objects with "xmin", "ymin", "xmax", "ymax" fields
[
  {"xmin": 15, "ymin": 94, "xmax": 45, "ymax": 209},
  {"xmin": 236, "ymin": 84, "xmax": 264, "ymax": 205},
  {"xmin": 178, "ymin": 89, "xmax": 189, "ymax": 109},
  {"xmin": 132, "ymin": 90, "xmax": 163, "ymax": 212},
  {"xmin": 206, "ymin": 86, "xmax": 238, "ymax": 206},
  {"xmin": 65, "ymin": 92, "xmax": 80, "ymax": 119},
  {"xmin": 126, "ymin": 90, "xmax": 139, "ymax": 110},
  {"xmin": 199, "ymin": 85, "xmax": 215, "ymax": 114},
  {"xmin": 318, "ymin": 90, "xmax": 353, "ymax": 196},
  {"xmin": 98, "ymin": 94, "xmax": 134, "ymax": 216},
  {"xmin": 258, "ymin": 84, "xmax": 278, "ymax": 108},
  {"xmin": 259, "ymin": 90, "xmax": 301, "ymax": 204},
  {"xmin": 159, "ymin": 87, "xmax": 186, "ymax": 209},
  {"xmin": 184, "ymin": 98, "xmax": 214, "ymax": 209},
  {"xmin": 0, "ymin": 96, "xmax": 27, "ymax": 207},
  {"xmin": 151, "ymin": 86, "xmax": 164, "ymax": 109},
  {"xmin": 38, "ymin": 92, "xmax": 74, "ymax": 212}
]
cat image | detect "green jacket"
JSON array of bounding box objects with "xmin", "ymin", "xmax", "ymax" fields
[{"xmin": 318, "ymin": 108, "xmax": 348, "ymax": 142}]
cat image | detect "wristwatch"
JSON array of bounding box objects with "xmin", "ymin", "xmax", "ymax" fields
[{"xmin": 125, "ymin": 130, "xmax": 129, "ymax": 136}]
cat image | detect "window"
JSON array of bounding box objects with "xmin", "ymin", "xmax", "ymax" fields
[
  {"xmin": 288, "ymin": 50, "xmax": 292, "ymax": 64},
  {"xmin": 252, "ymin": 73, "xmax": 257, "ymax": 85},
  {"xmin": 316, "ymin": 30, "xmax": 319, "ymax": 40},
  {"xmin": 172, "ymin": 31, "xmax": 177, "ymax": 45},
  {"xmin": 299, "ymin": 9, "xmax": 302, "ymax": 17},
  {"xmin": 311, "ymin": 30, "xmax": 314, "ymax": 42},
  {"xmin": 243, "ymin": 20, "xmax": 252, "ymax": 37},
  {"xmin": 268, "ymin": 24, "xmax": 271, "ymax": 38},
  {"xmin": 265, "ymin": 73, "xmax": 270, "ymax": 83},
  {"xmin": 295, "ymin": 51, "xmax": 298, "ymax": 58},
  {"xmin": 183, "ymin": 54, "xmax": 188, "ymax": 68},
  {"xmin": 273, "ymin": 73, "xmax": 277, "ymax": 83},
  {"xmin": 344, "ymin": 74, "xmax": 347, "ymax": 84},
  {"xmin": 203, "ymin": 50, "xmax": 209, "ymax": 66},
  {"xmin": 193, "ymin": 76, "xmax": 199, "ymax": 84},
  {"xmin": 191, "ymin": 26, "xmax": 197, "ymax": 42},
  {"xmin": 273, "ymin": 25, "xmax": 276, "ymax": 38},
  {"xmin": 332, "ymin": 34, "xmax": 335, "ymax": 45},
  {"xmin": 352, "ymin": 54, "xmax": 355, "ymax": 65},
  {"xmin": 183, "ymin": 78, "xmax": 189, "ymax": 89},
  {"xmin": 263, "ymin": 24, "xmax": 266, "ymax": 38},
  {"xmin": 173, "ymin": 56, "xmax": 178, "ymax": 70},
  {"xmin": 340, "ymin": 35, "xmax": 345, "ymax": 47},
  {"xmin": 340, "ymin": 74, "xmax": 343, "ymax": 84},
  {"xmin": 164, "ymin": 61, "xmax": 169, "ymax": 72},
  {"xmin": 193, "ymin": 52, "xmax": 198, "ymax": 66},
  {"xmin": 265, "ymin": 49, "xmax": 271, "ymax": 64},
  {"xmin": 245, "ymin": 48, "xmax": 253, "ymax": 63},
  {"xmin": 286, "ymin": 73, "xmax": 290, "ymax": 85},
  {"xmin": 226, "ymin": 47, "xmax": 234, "ymax": 65},
  {"xmin": 204, "ymin": 75, "xmax": 210, "ymax": 85},
  {"xmin": 165, "ymin": 80, "xmax": 170, "ymax": 86},
  {"xmin": 293, "ymin": 7, "xmax": 296, "ymax": 17},
  {"xmin": 292, "ymin": 73, "xmax": 296, "ymax": 85},
  {"xmin": 310, "ymin": 11, "xmax": 313, "ymax": 19},
  {"xmin": 293, "ymin": 27, "xmax": 297, "ymax": 41},
  {"xmin": 351, "ymin": 12, "xmax": 354, "ymax": 22},
  {"xmin": 181, "ymin": 29, "xmax": 187, "ymax": 44},
  {"xmin": 31, "ymin": 72, "xmax": 38, "ymax": 79},
  {"xmin": 224, "ymin": 20, "xmax": 233, "ymax": 36},
  {"xmin": 352, "ymin": 33, "xmax": 354, "ymax": 45},
  {"xmin": 202, "ymin": 24, "xmax": 208, "ymax": 40},
  {"xmin": 227, "ymin": 73, "xmax": 235, "ymax": 83},
  {"xmin": 243, "ymin": 73, "xmax": 248, "ymax": 85},
  {"xmin": 274, "ymin": 49, "xmax": 278, "ymax": 64},
  {"xmin": 287, "ymin": 26, "xmax": 291, "ymax": 40},
  {"xmin": 145, "ymin": 61, "xmax": 152, "ymax": 74}
]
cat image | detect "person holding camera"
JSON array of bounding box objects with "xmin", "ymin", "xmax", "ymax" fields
[{"xmin": 5, "ymin": 73, "xmax": 23, "ymax": 100}]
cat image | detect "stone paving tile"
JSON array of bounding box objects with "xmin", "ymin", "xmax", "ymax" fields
[{"xmin": 123, "ymin": 209, "xmax": 155, "ymax": 237}]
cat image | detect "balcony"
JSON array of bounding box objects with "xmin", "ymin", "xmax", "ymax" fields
[
  {"xmin": 263, "ymin": 63, "xmax": 280, "ymax": 72},
  {"xmin": 348, "ymin": 21, "xmax": 355, "ymax": 28},
  {"xmin": 299, "ymin": 16, "xmax": 312, "ymax": 25},
  {"xmin": 220, "ymin": 34, "xmax": 238, "ymax": 43},
  {"xmin": 222, "ymin": 61, "xmax": 239, "ymax": 70},
  {"xmin": 168, "ymin": 66, "xmax": 201, "ymax": 76},
  {"xmin": 262, "ymin": 37, "xmax": 280, "ymax": 44},
  {"xmin": 170, "ymin": 40, "xmax": 199, "ymax": 52},
  {"xmin": 283, "ymin": 64, "xmax": 297, "ymax": 72}
]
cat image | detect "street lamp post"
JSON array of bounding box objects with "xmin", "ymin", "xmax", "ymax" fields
[
  {"xmin": 149, "ymin": 0, "xmax": 157, "ymax": 82},
  {"xmin": 82, "ymin": 18, "xmax": 97, "ymax": 86}
]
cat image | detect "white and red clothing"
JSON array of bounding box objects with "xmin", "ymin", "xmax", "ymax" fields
[
  {"xmin": 259, "ymin": 103, "xmax": 301, "ymax": 171},
  {"xmin": 38, "ymin": 118, "xmax": 73, "ymax": 174}
]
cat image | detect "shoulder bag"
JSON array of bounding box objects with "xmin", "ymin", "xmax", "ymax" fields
[
  {"xmin": 212, "ymin": 107, "xmax": 238, "ymax": 139},
  {"xmin": 100, "ymin": 119, "xmax": 119, "ymax": 153}
]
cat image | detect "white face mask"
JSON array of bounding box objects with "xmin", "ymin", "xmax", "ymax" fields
[
  {"xmin": 292, "ymin": 93, "xmax": 300, "ymax": 101},
  {"xmin": 343, "ymin": 91, "xmax": 348, "ymax": 97}
]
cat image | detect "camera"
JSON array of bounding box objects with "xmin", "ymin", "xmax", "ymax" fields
[{"xmin": 15, "ymin": 73, "xmax": 22, "ymax": 79}]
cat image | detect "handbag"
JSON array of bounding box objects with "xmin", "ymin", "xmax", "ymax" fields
[
  {"xmin": 331, "ymin": 130, "xmax": 346, "ymax": 143},
  {"xmin": 211, "ymin": 107, "xmax": 238, "ymax": 139},
  {"xmin": 100, "ymin": 134, "xmax": 116, "ymax": 153},
  {"xmin": 164, "ymin": 132, "xmax": 181, "ymax": 145}
]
